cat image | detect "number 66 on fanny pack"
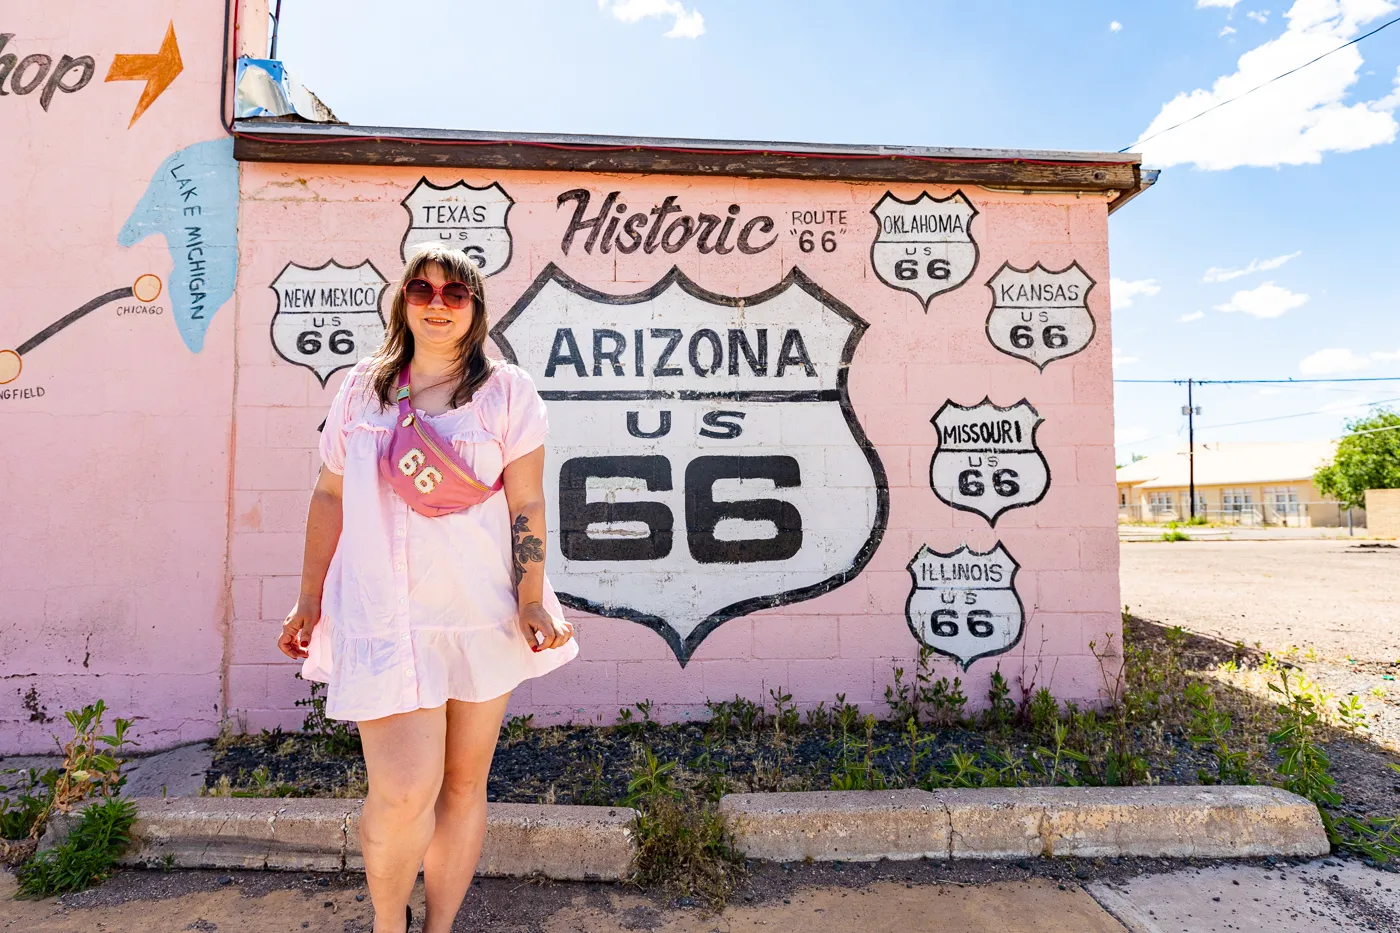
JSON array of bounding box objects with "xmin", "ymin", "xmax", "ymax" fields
[{"xmin": 378, "ymin": 367, "xmax": 503, "ymax": 517}]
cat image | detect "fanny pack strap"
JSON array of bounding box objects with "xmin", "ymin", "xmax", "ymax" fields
[{"xmin": 397, "ymin": 366, "xmax": 415, "ymax": 407}]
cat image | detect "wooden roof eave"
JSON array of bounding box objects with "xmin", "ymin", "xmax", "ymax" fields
[{"xmin": 231, "ymin": 120, "xmax": 1148, "ymax": 196}]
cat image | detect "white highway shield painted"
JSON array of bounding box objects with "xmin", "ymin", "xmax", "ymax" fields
[
  {"xmin": 984, "ymin": 261, "xmax": 1096, "ymax": 369},
  {"xmin": 906, "ymin": 542, "xmax": 1024, "ymax": 670},
  {"xmin": 870, "ymin": 190, "xmax": 978, "ymax": 310},
  {"xmin": 930, "ymin": 399, "xmax": 1049, "ymax": 526},
  {"xmin": 269, "ymin": 260, "xmax": 387, "ymax": 386},
  {"xmin": 400, "ymin": 178, "xmax": 513, "ymax": 276},
  {"xmin": 492, "ymin": 264, "xmax": 887, "ymax": 663}
]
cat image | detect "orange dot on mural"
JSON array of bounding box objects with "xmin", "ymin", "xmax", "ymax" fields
[
  {"xmin": 133, "ymin": 274, "xmax": 163, "ymax": 303},
  {"xmin": 0, "ymin": 349, "xmax": 21, "ymax": 386}
]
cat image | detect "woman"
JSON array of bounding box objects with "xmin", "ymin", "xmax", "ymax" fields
[{"xmin": 278, "ymin": 243, "xmax": 578, "ymax": 933}]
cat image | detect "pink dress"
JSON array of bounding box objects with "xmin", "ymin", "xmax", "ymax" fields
[{"xmin": 301, "ymin": 357, "xmax": 579, "ymax": 722}]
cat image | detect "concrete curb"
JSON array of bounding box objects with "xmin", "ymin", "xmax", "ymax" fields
[
  {"xmin": 108, "ymin": 786, "xmax": 1328, "ymax": 880},
  {"xmin": 119, "ymin": 798, "xmax": 637, "ymax": 881},
  {"xmin": 721, "ymin": 786, "xmax": 1330, "ymax": 862}
]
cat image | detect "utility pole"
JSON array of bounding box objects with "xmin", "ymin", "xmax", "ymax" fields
[{"xmin": 1181, "ymin": 379, "xmax": 1200, "ymax": 521}]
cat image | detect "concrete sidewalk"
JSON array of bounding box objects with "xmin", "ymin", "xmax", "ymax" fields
[{"xmin": 4, "ymin": 855, "xmax": 1397, "ymax": 932}]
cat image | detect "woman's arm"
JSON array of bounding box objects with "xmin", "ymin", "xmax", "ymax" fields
[
  {"xmin": 503, "ymin": 445, "xmax": 573, "ymax": 651},
  {"xmin": 278, "ymin": 466, "xmax": 344, "ymax": 660}
]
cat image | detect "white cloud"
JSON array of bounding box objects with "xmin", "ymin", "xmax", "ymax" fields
[
  {"xmin": 1374, "ymin": 66, "xmax": 1400, "ymax": 111},
  {"xmin": 598, "ymin": 0, "xmax": 705, "ymax": 38},
  {"xmin": 1247, "ymin": 9, "xmax": 1272, "ymax": 22},
  {"xmin": 1221, "ymin": 25, "xmax": 1239, "ymax": 35},
  {"xmin": 665, "ymin": 8, "xmax": 705, "ymax": 37},
  {"xmin": 1198, "ymin": 0, "xmax": 1242, "ymax": 8},
  {"xmin": 1113, "ymin": 347, "xmax": 1140, "ymax": 367},
  {"xmin": 1213, "ymin": 281, "xmax": 1309, "ymax": 318},
  {"xmin": 1202, "ymin": 250, "xmax": 1302, "ymax": 282},
  {"xmin": 1135, "ymin": 0, "xmax": 1400, "ymax": 170},
  {"xmin": 1300, "ymin": 347, "xmax": 1373, "ymax": 374},
  {"xmin": 1110, "ymin": 278, "xmax": 1162, "ymax": 309},
  {"xmin": 1179, "ymin": 310, "xmax": 1207, "ymax": 322},
  {"xmin": 1299, "ymin": 345, "xmax": 1400, "ymax": 374},
  {"xmin": 1110, "ymin": 20, "xmax": 1124, "ymax": 32}
]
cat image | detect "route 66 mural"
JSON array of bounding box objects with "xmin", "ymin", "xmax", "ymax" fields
[
  {"xmin": 905, "ymin": 542, "xmax": 1024, "ymax": 670},
  {"xmin": 930, "ymin": 399, "xmax": 1049, "ymax": 526},
  {"xmin": 269, "ymin": 260, "xmax": 387, "ymax": 386},
  {"xmin": 869, "ymin": 190, "xmax": 978, "ymax": 310},
  {"xmin": 985, "ymin": 261, "xmax": 1096, "ymax": 369},
  {"xmin": 491, "ymin": 264, "xmax": 888, "ymax": 663},
  {"xmin": 400, "ymin": 178, "xmax": 513, "ymax": 276}
]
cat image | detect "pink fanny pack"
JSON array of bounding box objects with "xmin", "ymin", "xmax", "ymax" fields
[{"xmin": 379, "ymin": 367, "xmax": 502, "ymax": 517}]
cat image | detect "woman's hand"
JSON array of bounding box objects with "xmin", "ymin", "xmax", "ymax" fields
[
  {"xmin": 519, "ymin": 601, "xmax": 574, "ymax": 652},
  {"xmin": 278, "ymin": 593, "xmax": 322, "ymax": 660}
]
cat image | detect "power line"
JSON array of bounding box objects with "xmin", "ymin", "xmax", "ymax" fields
[
  {"xmin": 1112, "ymin": 394, "xmax": 1400, "ymax": 446},
  {"xmin": 1122, "ymin": 13, "xmax": 1400, "ymax": 153},
  {"xmin": 1196, "ymin": 396, "xmax": 1400, "ymax": 431},
  {"xmin": 1115, "ymin": 376, "xmax": 1400, "ymax": 385}
]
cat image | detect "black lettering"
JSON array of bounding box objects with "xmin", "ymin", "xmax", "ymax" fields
[
  {"xmin": 650, "ymin": 328, "xmax": 683, "ymax": 377},
  {"xmin": 11, "ymin": 53, "xmax": 51, "ymax": 95},
  {"xmin": 776, "ymin": 328, "xmax": 817, "ymax": 377},
  {"xmin": 39, "ymin": 54, "xmax": 93, "ymax": 110},
  {"xmin": 713, "ymin": 205, "xmax": 741, "ymax": 255},
  {"xmin": 699, "ymin": 410, "xmax": 745, "ymax": 440},
  {"xmin": 545, "ymin": 327, "xmax": 587, "ymax": 378},
  {"xmin": 660, "ymin": 215, "xmax": 696, "ymax": 253},
  {"xmin": 688, "ymin": 328, "xmax": 722, "ymax": 376},
  {"xmin": 694, "ymin": 213, "xmax": 722, "ymax": 253},
  {"xmin": 598, "ymin": 202, "xmax": 626, "ymax": 255},
  {"xmin": 616, "ymin": 212, "xmax": 646, "ymax": 253},
  {"xmin": 592, "ymin": 328, "xmax": 626, "ymax": 376},
  {"xmin": 634, "ymin": 328, "xmax": 644, "ymax": 376},
  {"xmin": 557, "ymin": 188, "xmax": 619, "ymax": 255},
  {"xmin": 559, "ymin": 456, "xmax": 673, "ymax": 561},
  {"xmin": 727, "ymin": 328, "xmax": 768, "ymax": 376},
  {"xmin": 626, "ymin": 410, "xmax": 671, "ymax": 439},
  {"xmin": 643, "ymin": 196, "xmax": 681, "ymax": 253},
  {"xmin": 0, "ymin": 34, "xmax": 16, "ymax": 95},
  {"xmin": 736, "ymin": 215, "xmax": 778, "ymax": 254},
  {"xmin": 685, "ymin": 456, "xmax": 802, "ymax": 563}
]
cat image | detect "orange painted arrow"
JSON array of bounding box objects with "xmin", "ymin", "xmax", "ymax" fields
[{"xmin": 105, "ymin": 22, "xmax": 183, "ymax": 127}]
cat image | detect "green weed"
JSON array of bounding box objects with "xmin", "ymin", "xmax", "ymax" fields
[{"xmin": 16, "ymin": 797, "xmax": 137, "ymax": 898}]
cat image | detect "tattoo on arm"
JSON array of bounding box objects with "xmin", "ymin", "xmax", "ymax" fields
[{"xmin": 511, "ymin": 513, "xmax": 545, "ymax": 586}]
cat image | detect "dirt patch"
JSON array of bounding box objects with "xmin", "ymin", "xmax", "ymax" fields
[
  {"xmin": 1120, "ymin": 539, "xmax": 1400, "ymax": 662},
  {"xmin": 3, "ymin": 855, "xmax": 1358, "ymax": 933},
  {"xmin": 1122, "ymin": 540, "xmax": 1400, "ymax": 820}
]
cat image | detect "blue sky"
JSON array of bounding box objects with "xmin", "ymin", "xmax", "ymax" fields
[{"xmin": 275, "ymin": 0, "xmax": 1400, "ymax": 460}]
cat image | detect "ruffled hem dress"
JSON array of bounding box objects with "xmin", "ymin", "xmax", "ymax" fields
[{"xmin": 300, "ymin": 357, "xmax": 579, "ymax": 722}]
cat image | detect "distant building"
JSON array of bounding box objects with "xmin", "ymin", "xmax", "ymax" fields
[{"xmin": 1115, "ymin": 440, "xmax": 1362, "ymax": 527}]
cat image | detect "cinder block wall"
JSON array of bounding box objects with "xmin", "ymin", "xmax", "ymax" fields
[{"xmin": 226, "ymin": 165, "xmax": 1122, "ymax": 730}]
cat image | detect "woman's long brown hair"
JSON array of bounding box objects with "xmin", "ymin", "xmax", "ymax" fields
[{"xmin": 368, "ymin": 243, "xmax": 492, "ymax": 411}]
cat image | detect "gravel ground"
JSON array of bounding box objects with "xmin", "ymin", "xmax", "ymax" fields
[
  {"xmin": 1120, "ymin": 540, "xmax": 1400, "ymax": 663},
  {"xmin": 1122, "ymin": 539, "xmax": 1400, "ymax": 818}
]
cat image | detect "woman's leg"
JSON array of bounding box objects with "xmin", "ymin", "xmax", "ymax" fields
[
  {"xmin": 420, "ymin": 693, "xmax": 511, "ymax": 933},
  {"xmin": 358, "ymin": 705, "xmax": 448, "ymax": 933}
]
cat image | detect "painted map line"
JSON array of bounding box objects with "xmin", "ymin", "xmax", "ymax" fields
[
  {"xmin": 15, "ymin": 287, "xmax": 134, "ymax": 355},
  {"xmin": 537, "ymin": 389, "xmax": 843, "ymax": 402}
]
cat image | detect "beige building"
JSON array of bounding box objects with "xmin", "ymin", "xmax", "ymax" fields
[{"xmin": 1116, "ymin": 440, "xmax": 1362, "ymax": 527}]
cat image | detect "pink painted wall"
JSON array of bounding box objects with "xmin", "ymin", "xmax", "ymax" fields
[
  {"xmin": 227, "ymin": 164, "xmax": 1122, "ymax": 732},
  {"xmin": 0, "ymin": 2, "xmax": 255, "ymax": 752},
  {"xmin": 0, "ymin": 3, "xmax": 1120, "ymax": 754}
]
